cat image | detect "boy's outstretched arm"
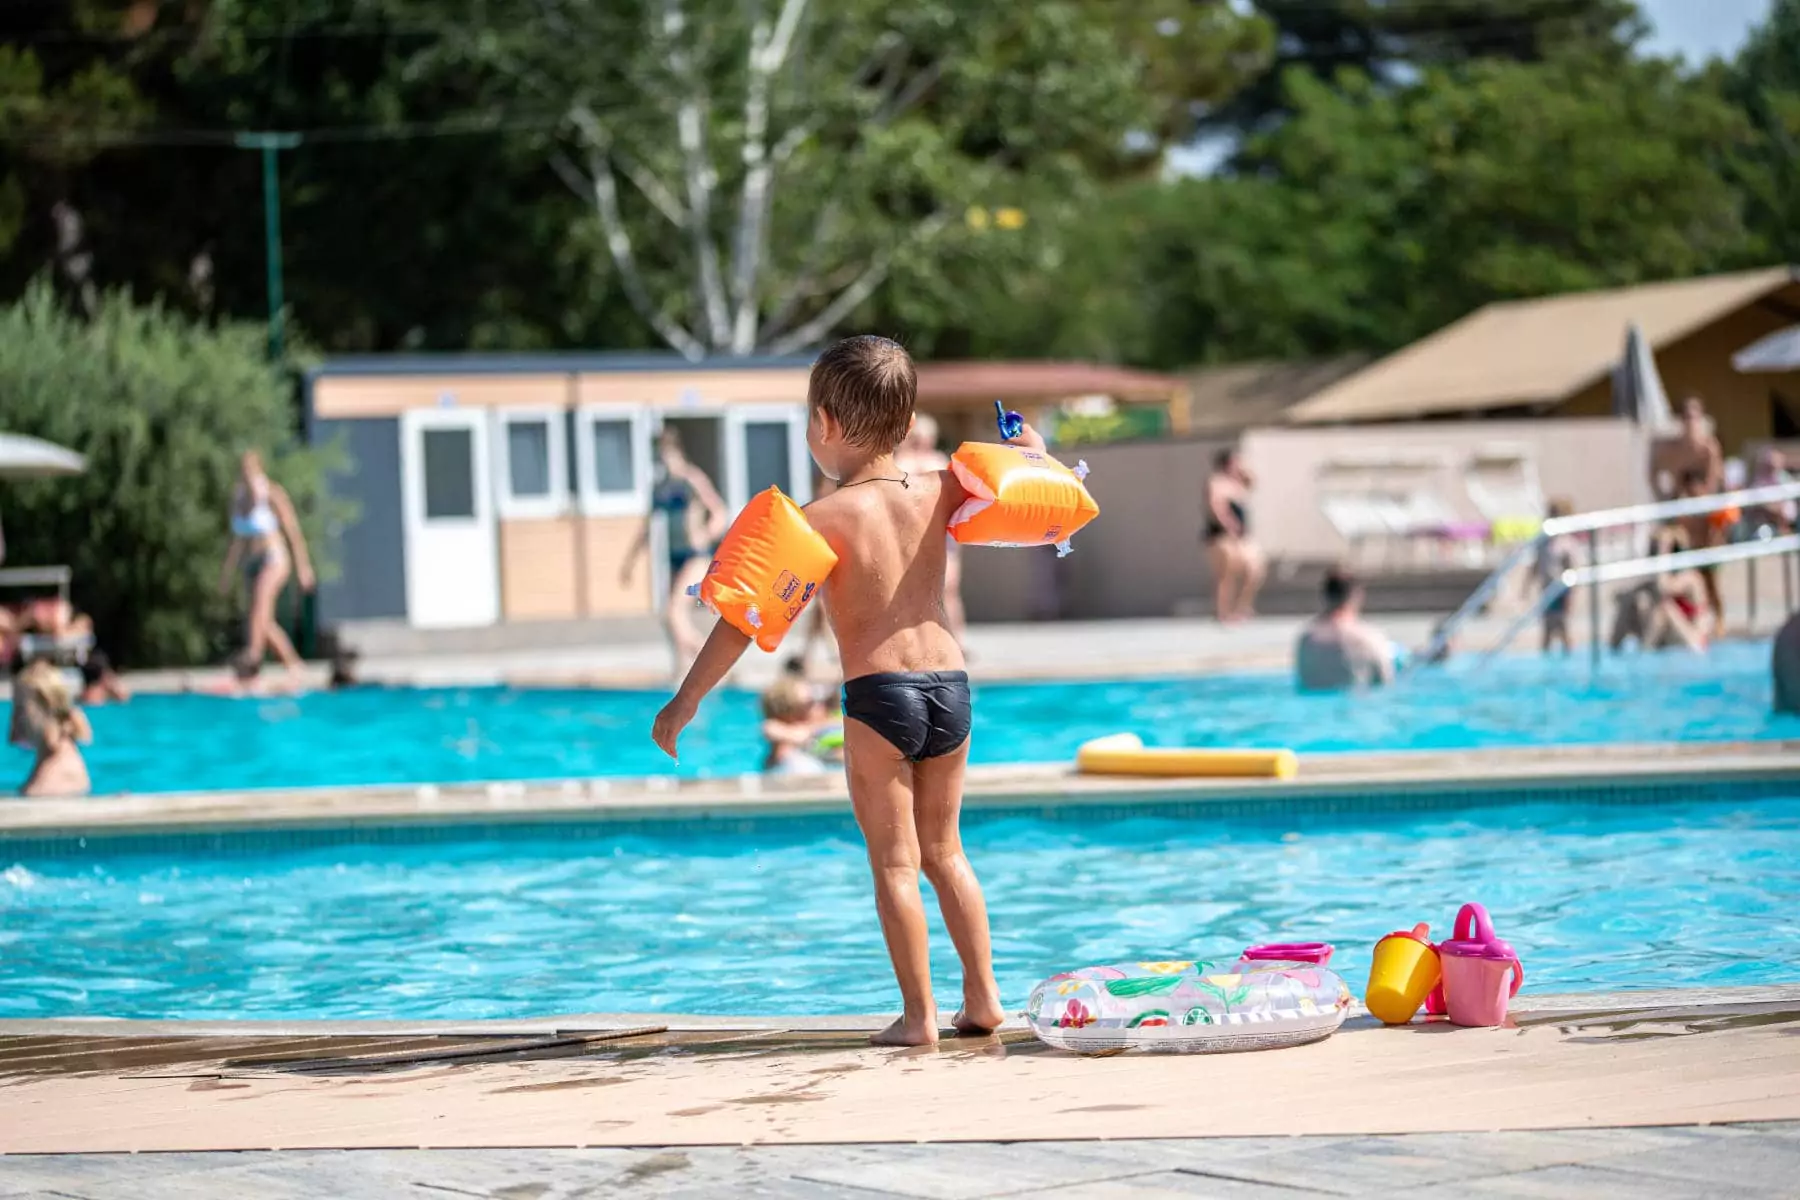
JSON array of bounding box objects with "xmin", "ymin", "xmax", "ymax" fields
[{"xmin": 652, "ymin": 621, "xmax": 753, "ymax": 759}]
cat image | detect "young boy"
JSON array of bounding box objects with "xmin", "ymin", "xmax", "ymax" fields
[
  {"xmin": 759, "ymin": 676, "xmax": 833, "ymax": 776},
  {"xmin": 652, "ymin": 334, "xmax": 1029, "ymax": 1046}
]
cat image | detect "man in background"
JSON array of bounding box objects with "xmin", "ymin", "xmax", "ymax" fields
[
  {"xmin": 1651, "ymin": 396, "xmax": 1723, "ymax": 500},
  {"xmin": 1296, "ymin": 566, "xmax": 1395, "ymax": 691}
]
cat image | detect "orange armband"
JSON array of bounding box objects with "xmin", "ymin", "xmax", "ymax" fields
[
  {"xmin": 694, "ymin": 487, "xmax": 837, "ymax": 652},
  {"xmin": 947, "ymin": 442, "xmax": 1099, "ymax": 555}
]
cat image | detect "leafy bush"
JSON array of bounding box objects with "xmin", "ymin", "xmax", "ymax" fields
[
  {"xmin": 0, "ymin": 282, "xmax": 350, "ymax": 667},
  {"xmin": 1052, "ymin": 405, "xmax": 1170, "ymax": 448}
]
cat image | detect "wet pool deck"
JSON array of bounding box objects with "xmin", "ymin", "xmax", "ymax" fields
[
  {"xmin": 1, "ymin": 988, "xmax": 1799, "ymax": 1196},
  {"xmin": 1, "ymin": 739, "xmax": 1797, "ymax": 843}
]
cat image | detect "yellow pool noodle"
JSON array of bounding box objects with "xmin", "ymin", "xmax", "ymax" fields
[{"xmin": 1075, "ymin": 734, "xmax": 1298, "ymax": 779}]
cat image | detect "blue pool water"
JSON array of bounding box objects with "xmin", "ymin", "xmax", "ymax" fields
[
  {"xmin": 3, "ymin": 794, "xmax": 1797, "ymax": 1019},
  {"xmin": 2, "ymin": 641, "xmax": 1795, "ymax": 795}
]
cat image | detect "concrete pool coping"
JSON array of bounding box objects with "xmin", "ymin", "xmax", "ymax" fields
[
  {"xmin": 2, "ymin": 739, "xmax": 1796, "ymax": 842},
  {"xmin": 3, "ymin": 985, "xmax": 1798, "ymax": 1042},
  {"xmin": 2, "ymin": 986, "xmax": 1798, "ymax": 1154}
]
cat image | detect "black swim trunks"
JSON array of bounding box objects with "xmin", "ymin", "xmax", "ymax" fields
[{"xmin": 841, "ymin": 670, "xmax": 972, "ymax": 761}]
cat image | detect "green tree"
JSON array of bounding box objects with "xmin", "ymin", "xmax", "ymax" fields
[
  {"xmin": 0, "ymin": 282, "xmax": 350, "ymax": 667},
  {"xmin": 0, "ymin": 35, "xmax": 144, "ymax": 282},
  {"xmin": 396, "ymin": 0, "xmax": 1269, "ymax": 357},
  {"xmin": 0, "ymin": 1, "xmax": 632, "ymax": 355},
  {"xmin": 1724, "ymin": 0, "xmax": 1800, "ymax": 264},
  {"xmin": 1081, "ymin": 51, "xmax": 1757, "ymax": 369},
  {"xmin": 1217, "ymin": 0, "xmax": 1646, "ymax": 133}
]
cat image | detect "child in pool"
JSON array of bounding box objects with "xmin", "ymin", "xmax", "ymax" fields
[
  {"xmin": 760, "ymin": 676, "xmax": 833, "ymax": 776},
  {"xmin": 9, "ymin": 660, "xmax": 91, "ymax": 797},
  {"xmin": 654, "ymin": 334, "xmax": 1028, "ymax": 1046}
]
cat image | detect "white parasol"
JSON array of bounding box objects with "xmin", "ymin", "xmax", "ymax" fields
[{"xmin": 0, "ymin": 433, "xmax": 86, "ymax": 480}]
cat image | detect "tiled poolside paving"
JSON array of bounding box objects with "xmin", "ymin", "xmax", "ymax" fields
[
  {"xmin": 2, "ymin": 1124, "xmax": 1798, "ymax": 1199},
  {"xmin": 2, "ymin": 989, "xmax": 1799, "ymax": 1197}
]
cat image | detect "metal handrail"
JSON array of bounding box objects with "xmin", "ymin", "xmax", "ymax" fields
[
  {"xmin": 1540, "ymin": 481, "xmax": 1800, "ymax": 537},
  {"xmin": 1481, "ymin": 532, "xmax": 1800, "ymax": 662},
  {"xmin": 1407, "ymin": 480, "xmax": 1800, "ymax": 673}
]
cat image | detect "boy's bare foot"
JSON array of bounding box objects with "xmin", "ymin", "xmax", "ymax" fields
[
  {"xmin": 952, "ymin": 991, "xmax": 1006, "ymax": 1036},
  {"xmin": 872, "ymin": 1013, "xmax": 939, "ymax": 1047}
]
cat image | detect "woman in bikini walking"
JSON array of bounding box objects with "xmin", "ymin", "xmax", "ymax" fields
[
  {"xmin": 622, "ymin": 428, "xmax": 730, "ymax": 676},
  {"xmin": 219, "ymin": 450, "xmax": 315, "ymax": 680}
]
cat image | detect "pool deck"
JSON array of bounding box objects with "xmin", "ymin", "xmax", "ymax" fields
[
  {"xmin": 116, "ymin": 613, "xmax": 1453, "ymax": 693},
  {"xmin": 2, "ymin": 987, "xmax": 1799, "ymax": 1196},
  {"xmin": 1, "ymin": 739, "xmax": 1795, "ymax": 844},
  {"xmin": 108, "ymin": 609, "xmax": 1764, "ymax": 695}
]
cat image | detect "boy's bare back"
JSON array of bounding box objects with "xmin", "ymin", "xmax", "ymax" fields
[{"xmin": 805, "ymin": 468, "xmax": 963, "ymax": 681}]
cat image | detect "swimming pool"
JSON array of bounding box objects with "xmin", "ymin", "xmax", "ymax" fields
[
  {"xmin": 3, "ymin": 641, "xmax": 1795, "ymax": 795},
  {"xmin": 3, "ymin": 791, "xmax": 1796, "ymax": 1019}
]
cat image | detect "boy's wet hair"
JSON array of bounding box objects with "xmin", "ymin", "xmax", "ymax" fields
[{"xmin": 808, "ymin": 335, "xmax": 916, "ymax": 450}]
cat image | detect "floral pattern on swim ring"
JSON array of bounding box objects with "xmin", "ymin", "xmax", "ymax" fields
[{"xmin": 1027, "ymin": 958, "xmax": 1351, "ymax": 1056}]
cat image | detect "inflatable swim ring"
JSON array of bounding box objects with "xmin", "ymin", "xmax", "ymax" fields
[
  {"xmin": 1027, "ymin": 958, "xmax": 1351, "ymax": 1055},
  {"xmin": 1075, "ymin": 734, "xmax": 1297, "ymax": 779},
  {"xmin": 695, "ymin": 487, "xmax": 837, "ymax": 652},
  {"xmin": 948, "ymin": 442, "xmax": 1098, "ymax": 555}
]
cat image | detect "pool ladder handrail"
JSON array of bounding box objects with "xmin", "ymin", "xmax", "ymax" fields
[{"xmin": 1406, "ymin": 479, "xmax": 1800, "ymax": 675}]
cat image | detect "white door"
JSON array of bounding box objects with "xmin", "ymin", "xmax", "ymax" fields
[
  {"xmin": 400, "ymin": 407, "xmax": 499, "ymax": 628},
  {"xmin": 726, "ymin": 405, "xmax": 812, "ymax": 509}
]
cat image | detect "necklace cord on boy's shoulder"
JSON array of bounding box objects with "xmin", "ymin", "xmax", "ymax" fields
[{"xmin": 837, "ymin": 471, "xmax": 909, "ymax": 490}]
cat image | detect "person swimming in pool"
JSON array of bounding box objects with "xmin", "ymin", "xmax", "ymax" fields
[
  {"xmin": 653, "ymin": 335, "xmax": 1028, "ymax": 1047},
  {"xmin": 9, "ymin": 660, "xmax": 91, "ymax": 798},
  {"xmin": 622, "ymin": 428, "xmax": 729, "ymax": 676},
  {"xmin": 759, "ymin": 676, "xmax": 835, "ymax": 776}
]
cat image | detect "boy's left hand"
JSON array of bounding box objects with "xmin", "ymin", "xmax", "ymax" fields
[
  {"xmin": 1009, "ymin": 421, "xmax": 1047, "ymax": 452},
  {"xmin": 652, "ymin": 696, "xmax": 696, "ymax": 760}
]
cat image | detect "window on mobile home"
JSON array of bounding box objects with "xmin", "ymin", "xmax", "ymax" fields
[{"xmin": 493, "ymin": 409, "xmax": 569, "ymax": 520}]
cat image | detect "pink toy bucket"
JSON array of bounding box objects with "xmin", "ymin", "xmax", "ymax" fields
[
  {"xmin": 1427, "ymin": 903, "xmax": 1501, "ymax": 1017},
  {"xmin": 1440, "ymin": 944, "xmax": 1523, "ymax": 1026},
  {"xmin": 1241, "ymin": 942, "xmax": 1334, "ymax": 965}
]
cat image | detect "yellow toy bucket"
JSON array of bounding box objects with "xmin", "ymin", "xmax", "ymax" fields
[{"xmin": 1365, "ymin": 923, "xmax": 1440, "ymax": 1025}]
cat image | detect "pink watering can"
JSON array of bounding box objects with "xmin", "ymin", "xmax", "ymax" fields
[{"xmin": 1435, "ymin": 902, "xmax": 1523, "ymax": 1027}]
